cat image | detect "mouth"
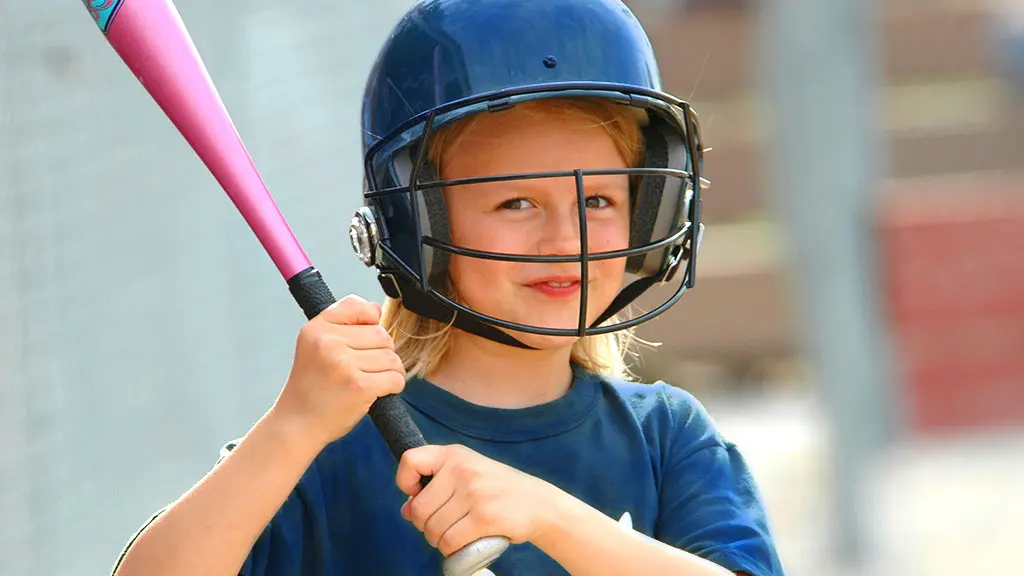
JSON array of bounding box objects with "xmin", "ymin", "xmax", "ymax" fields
[{"xmin": 524, "ymin": 275, "xmax": 584, "ymax": 299}]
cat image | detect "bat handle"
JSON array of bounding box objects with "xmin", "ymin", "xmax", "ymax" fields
[
  {"xmin": 286, "ymin": 266, "xmax": 510, "ymax": 575},
  {"xmin": 285, "ymin": 267, "xmax": 430, "ymax": 459}
]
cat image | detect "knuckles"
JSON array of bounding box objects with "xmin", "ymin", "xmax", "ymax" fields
[
  {"xmin": 398, "ymin": 448, "xmax": 425, "ymax": 476},
  {"xmin": 449, "ymin": 449, "xmax": 484, "ymax": 484},
  {"xmin": 408, "ymin": 497, "xmax": 431, "ymax": 528},
  {"xmin": 438, "ymin": 530, "xmax": 463, "ymax": 557},
  {"xmin": 372, "ymin": 324, "xmax": 390, "ymax": 340},
  {"xmin": 307, "ymin": 328, "xmax": 336, "ymax": 357},
  {"xmin": 296, "ymin": 321, "xmax": 322, "ymax": 347},
  {"xmin": 333, "ymin": 293, "xmax": 369, "ymax": 310},
  {"xmin": 327, "ymin": 294, "xmax": 381, "ymax": 324},
  {"xmin": 385, "ymin": 370, "xmax": 407, "ymax": 394}
]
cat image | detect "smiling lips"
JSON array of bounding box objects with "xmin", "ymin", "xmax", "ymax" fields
[{"xmin": 524, "ymin": 275, "xmax": 583, "ymax": 298}]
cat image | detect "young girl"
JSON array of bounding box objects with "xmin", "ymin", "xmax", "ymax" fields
[{"xmin": 111, "ymin": 1, "xmax": 784, "ymax": 575}]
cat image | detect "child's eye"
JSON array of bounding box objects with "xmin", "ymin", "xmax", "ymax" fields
[
  {"xmin": 585, "ymin": 196, "xmax": 612, "ymax": 209},
  {"xmin": 497, "ymin": 198, "xmax": 532, "ymax": 211}
]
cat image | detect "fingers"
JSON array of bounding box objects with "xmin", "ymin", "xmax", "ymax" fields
[
  {"xmin": 435, "ymin": 514, "xmax": 484, "ymax": 558},
  {"xmin": 351, "ymin": 347, "xmax": 405, "ymax": 374},
  {"xmin": 340, "ymin": 324, "xmax": 395, "ymax": 351},
  {"xmin": 318, "ymin": 295, "xmax": 393, "ymax": 351},
  {"xmin": 356, "ymin": 369, "xmax": 407, "ymax": 398},
  {"xmin": 320, "ymin": 294, "xmax": 382, "ymax": 326},
  {"xmin": 421, "ymin": 491, "xmax": 470, "ymax": 551},
  {"xmin": 303, "ymin": 314, "xmax": 393, "ymax": 353},
  {"xmin": 404, "ymin": 461, "xmax": 457, "ymax": 529},
  {"xmin": 398, "ymin": 451, "xmax": 468, "ymax": 550},
  {"xmin": 396, "ymin": 446, "xmax": 508, "ymax": 557},
  {"xmin": 396, "ymin": 445, "xmax": 448, "ymax": 496}
]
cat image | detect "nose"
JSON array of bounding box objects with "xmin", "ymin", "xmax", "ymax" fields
[{"xmin": 536, "ymin": 202, "xmax": 583, "ymax": 256}]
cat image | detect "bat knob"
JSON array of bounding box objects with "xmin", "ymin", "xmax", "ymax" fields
[{"xmin": 442, "ymin": 535, "xmax": 510, "ymax": 576}]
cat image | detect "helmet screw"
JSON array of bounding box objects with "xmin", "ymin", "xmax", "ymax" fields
[
  {"xmin": 348, "ymin": 206, "xmax": 381, "ymax": 267},
  {"xmin": 542, "ymin": 55, "xmax": 557, "ymax": 69}
]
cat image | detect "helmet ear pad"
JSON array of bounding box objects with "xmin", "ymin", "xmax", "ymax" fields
[
  {"xmin": 626, "ymin": 118, "xmax": 693, "ymax": 278},
  {"xmin": 390, "ymin": 148, "xmax": 452, "ymax": 289},
  {"xmin": 370, "ymin": 146, "xmax": 535, "ymax": 350}
]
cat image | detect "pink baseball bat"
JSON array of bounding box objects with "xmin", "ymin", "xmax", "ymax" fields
[
  {"xmin": 79, "ymin": 1, "xmax": 510, "ymax": 573},
  {"xmin": 85, "ymin": 0, "xmax": 306, "ymax": 278}
]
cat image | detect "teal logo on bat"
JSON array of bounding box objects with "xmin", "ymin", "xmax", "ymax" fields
[{"xmin": 83, "ymin": 0, "xmax": 124, "ymax": 34}]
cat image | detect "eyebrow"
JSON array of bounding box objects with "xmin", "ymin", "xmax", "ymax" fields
[{"xmin": 440, "ymin": 171, "xmax": 629, "ymax": 199}]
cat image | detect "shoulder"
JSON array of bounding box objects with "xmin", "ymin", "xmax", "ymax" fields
[
  {"xmin": 597, "ymin": 374, "xmax": 728, "ymax": 456},
  {"xmin": 605, "ymin": 376, "xmax": 709, "ymax": 420},
  {"xmin": 599, "ymin": 377, "xmax": 786, "ymax": 575}
]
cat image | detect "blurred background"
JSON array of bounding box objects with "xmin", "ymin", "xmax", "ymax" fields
[{"xmin": 1, "ymin": 0, "xmax": 1022, "ymax": 574}]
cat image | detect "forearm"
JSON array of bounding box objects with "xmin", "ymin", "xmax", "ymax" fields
[
  {"xmin": 532, "ymin": 489, "xmax": 735, "ymax": 576},
  {"xmin": 114, "ymin": 409, "xmax": 324, "ymax": 576}
]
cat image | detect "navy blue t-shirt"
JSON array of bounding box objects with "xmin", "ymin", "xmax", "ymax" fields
[{"xmin": 112, "ymin": 368, "xmax": 785, "ymax": 575}]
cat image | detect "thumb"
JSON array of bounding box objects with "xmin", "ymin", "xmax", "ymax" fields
[{"xmin": 395, "ymin": 445, "xmax": 448, "ymax": 496}]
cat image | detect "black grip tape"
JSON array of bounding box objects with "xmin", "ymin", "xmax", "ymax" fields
[
  {"xmin": 369, "ymin": 394, "xmax": 431, "ymax": 486},
  {"xmin": 287, "ymin": 267, "xmax": 338, "ymax": 321},
  {"xmin": 287, "ymin": 266, "xmax": 432, "ymax": 488}
]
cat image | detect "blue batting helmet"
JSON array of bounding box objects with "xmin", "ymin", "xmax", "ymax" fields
[{"xmin": 348, "ymin": 0, "xmax": 706, "ymax": 348}]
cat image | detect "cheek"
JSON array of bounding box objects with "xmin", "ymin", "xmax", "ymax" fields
[
  {"xmin": 447, "ymin": 208, "xmax": 528, "ymax": 285},
  {"xmin": 446, "ymin": 233, "xmax": 519, "ymax": 303},
  {"xmin": 588, "ymin": 220, "xmax": 629, "ymax": 283},
  {"xmin": 449, "ymin": 255, "xmax": 510, "ymax": 287},
  {"xmin": 587, "ymin": 218, "xmax": 630, "ymax": 254}
]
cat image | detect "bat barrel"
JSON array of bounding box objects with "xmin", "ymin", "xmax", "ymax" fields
[{"xmin": 98, "ymin": 0, "xmax": 312, "ymax": 280}]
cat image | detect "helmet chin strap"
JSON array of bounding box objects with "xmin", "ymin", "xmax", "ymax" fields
[
  {"xmin": 590, "ymin": 274, "xmax": 661, "ymax": 326},
  {"xmin": 378, "ymin": 271, "xmax": 664, "ymax": 350},
  {"xmin": 379, "ymin": 272, "xmax": 536, "ymax": 349}
]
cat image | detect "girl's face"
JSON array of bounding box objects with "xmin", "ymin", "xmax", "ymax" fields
[{"xmin": 440, "ymin": 105, "xmax": 632, "ymax": 349}]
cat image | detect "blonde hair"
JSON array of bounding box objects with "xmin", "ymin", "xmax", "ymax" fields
[{"xmin": 381, "ymin": 98, "xmax": 647, "ymax": 380}]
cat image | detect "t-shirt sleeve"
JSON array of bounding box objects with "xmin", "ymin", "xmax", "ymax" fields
[{"xmin": 651, "ymin": 384, "xmax": 786, "ymax": 576}]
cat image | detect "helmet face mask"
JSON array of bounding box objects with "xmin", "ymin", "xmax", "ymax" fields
[{"xmin": 351, "ymin": 1, "xmax": 707, "ymax": 347}]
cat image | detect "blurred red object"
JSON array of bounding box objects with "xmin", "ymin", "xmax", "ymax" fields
[{"xmin": 879, "ymin": 172, "xmax": 1024, "ymax": 434}]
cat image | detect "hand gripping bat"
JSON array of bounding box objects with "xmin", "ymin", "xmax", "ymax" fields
[{"xmin": 79, "ymin": 1, "xmax": 510, "ymax": 574}]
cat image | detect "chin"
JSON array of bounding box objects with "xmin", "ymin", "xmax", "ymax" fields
[
  {"xmin": 462, "ymin": 294, "xmax": 616, "ymax": 349},
  {"xmin": 505, "ymin": 330, "xmax": 580, "ymax": 351},
  {"xmin": 492, "ymin": 311, "xmax": 604, "ymax": 350}
]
